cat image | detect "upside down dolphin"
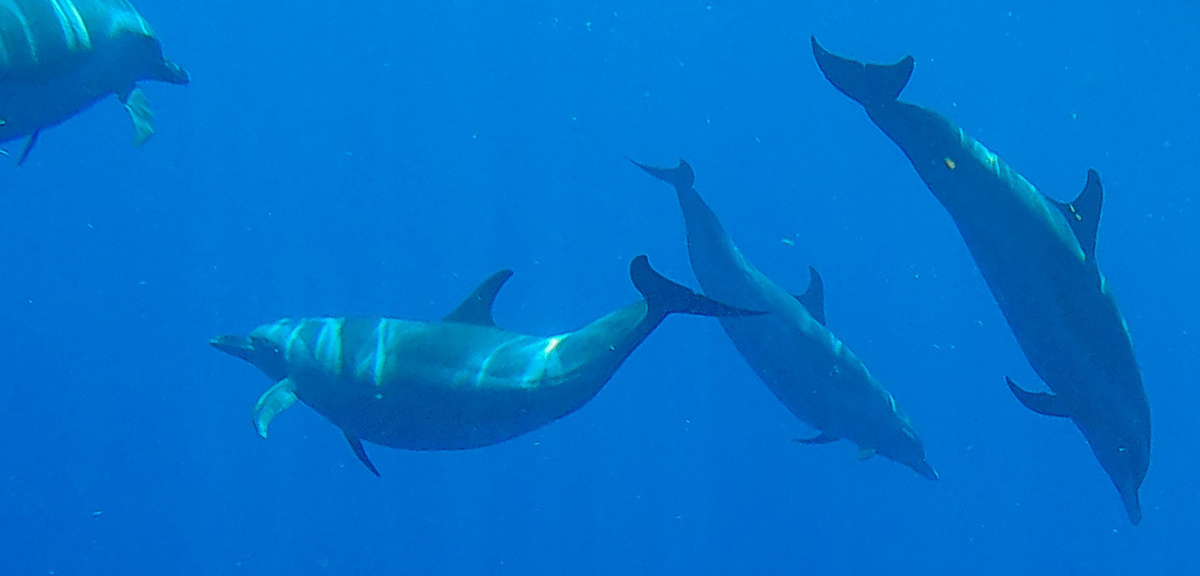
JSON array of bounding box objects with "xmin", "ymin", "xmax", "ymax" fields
[
  {"xmin": 812, "ymin": 37, "xmax": 1149, "ymax": 523},
  {"xmin": 211, "ymin": 255, "xmax": 759, "ymax": 475},
  {"xmin": 0, "ymin": 0, "xmax": 189, "ymax": 164},
  {"xmin": 631, "ymin": 158, "xmax": 937, "ymax": 480}
]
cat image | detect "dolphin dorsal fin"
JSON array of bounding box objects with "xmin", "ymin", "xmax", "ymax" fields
[
  {"xmin": 443, "ymin": 269, "xmax": 514, "ymax": 327},
  {"xmin": 1006, "ymin": 376, "xmax": 1071, "ymax": 418},
  {"xmin": 1053, "ymin": 169, "xmax": 1103, "ymax": 261},
  {"xmin": 793, "ymin": 267, "xmax": 826, "ymax": 325}
]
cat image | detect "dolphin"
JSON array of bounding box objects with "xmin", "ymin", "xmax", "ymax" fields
[
  {"xmin": 811, "ymin": 37, "xmax": 1150, "ymax": 523},
  {"xmin": 631, "ymin": 158, "xmax": 938, "ymax": 480},
  {"xmin": 211, "ymin": 255, "xmax": 760, "ymax": 475},
  {"xmin": 0, "ymin": 0, "xmax": 189, "ymax": 164}
]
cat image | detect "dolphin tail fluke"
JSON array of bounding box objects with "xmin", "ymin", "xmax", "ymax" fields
[
  {"xmin": 810, "ymin": 36, "xmax": 914, "ymax": 107},
  {"xmin": 252, "ymin": 378, "xmax": 298, "ymax": 439},
  {"xmin": 630, "ymin": 254, "xmax": 761, "ymax": 318},
  {"xmin": 627, "ymin": 157, "xmax": 695, "ymax": 190}
]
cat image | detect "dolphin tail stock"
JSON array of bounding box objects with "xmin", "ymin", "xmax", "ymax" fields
[
  {"xmin": 630, "ymin": 254, "xmax": 761, "ymax": 318},
  {"xmin": 810, "ymin": 36, "xmax": 914, "ymax": 108},
  {"xmin": 627, "ymin": 157, "xmax": 695, "ymax": 190}
]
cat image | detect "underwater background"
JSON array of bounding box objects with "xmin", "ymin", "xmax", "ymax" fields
[{"xmin": 1, "ymin": 0, "xmax": 1196, "ymax": 573}]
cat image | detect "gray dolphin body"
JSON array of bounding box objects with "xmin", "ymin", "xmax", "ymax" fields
[
  {"xmin": 0, "ymin": 0, "xmax": 189, "ymax": 164},
  {"xmin": 211, "ymin": 256, "xmax": 758, "ymax": 475},
  {"xmin": 632, "ymin": 159, "xmax": 937, "ymax": 480},
  {"xmin": 812, "ymin": 37, "xmax": 1149, "ymax": 523}
]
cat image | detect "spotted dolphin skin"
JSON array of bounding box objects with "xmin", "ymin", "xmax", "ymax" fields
[
  {"xmin": 811, "ymin": 37, "xmax": 1149, "ymax": 524},
  {"xmin": 631, "ymin": 158, "xmax": 937, "ymax": 481},
  {"xmin": 0, "ymin": 0, "xmax": 189, "ymax": 164},
  {"xmin": 211, "ymin": 255, "xmax": 759, "ymax": 475}
]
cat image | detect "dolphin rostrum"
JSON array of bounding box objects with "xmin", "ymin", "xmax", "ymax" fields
[
  {"xmin": 211, "ymin": 255, "xmax": 760, "ymax": 475},
  {"xmin": 631, "ymin": 158, "xmax": 938, "ymax": 481},
  {"xmin": 0, "ymin": 0, "xmax": 190, "ymax": 164},
  {"xmin": 812, "ymin": 37, "xmax": 1149, "ymax": 523}
]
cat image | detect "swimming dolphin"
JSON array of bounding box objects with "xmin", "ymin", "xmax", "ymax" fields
[
  {"xmin": 631, "ymin": 158, "xmax": 937, "ymax": 481},
  {"xmin": 811, "ymin": 37, "xmax": 1149, "ymax": 524},
  {"xmin": 0, "ymin": 0, "xmax": 189, "ymax": 164},
  {"xmin": 211, "ymin": 255, "xmax": 760, "ymax": 475}
]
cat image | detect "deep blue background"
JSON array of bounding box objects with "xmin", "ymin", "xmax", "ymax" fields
[{"xmin": 0, "ymin": 0, "xmax": 1195, "ymax": 573}]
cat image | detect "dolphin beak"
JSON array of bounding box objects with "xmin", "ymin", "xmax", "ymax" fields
[
  {"xmin": 1119, "ymin": 486, "xmax": 1142, "ymax": 525},
  {"xmin": 912, "ymin": 460, "xmax": 940, "ymax": 481},
  {"xmin": 210, "ymin": 334, "xmax": 254, "ymax": 361},
  {"xmin": 159, "ymin": 59, "xmax": 190, "ymax": 85}
]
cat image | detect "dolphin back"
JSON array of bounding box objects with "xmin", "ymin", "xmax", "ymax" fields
[
  {"xmin": 811, "ymin": 36, "xmax": 914, "ymax": 107},
  {"xmin": 0, "ymin": 0, "xmax": 154, "ymax": 80}
]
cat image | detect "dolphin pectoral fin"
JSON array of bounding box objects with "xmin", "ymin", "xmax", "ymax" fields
[
  {"xmin": 443, "ymin": 269, "xmax": 515, "ymax": 327},
  {"xmin": 1005, "ymin": 376, "xmax": 1071, "ymax": 418},
  {"xmin": 793, "ymin": 266, "xmax": 826, "ymax": 325},
  {"xmin": 793, "ymin": 433, "xmax": 837, "ymax": 445},
  {"xmin": 121, "ymin": 88, "xmax": 155, "ymax": 146},
  {"xmin": 344, "ymin": 432, "xmax": 381, "ymax": 477},
  {"xmin": 857, "ymin": 447, "xmax": 877, "ymax": 461},
  {"xmin": 252, "ymin": 379, "xmax": 298, "ymax": 439},
  {"xmin": 16, "ymin": 131, "xmax": 39, "ymax": 166},
  {"xmin": 1053, "ymin": 169, "xmax": 1103, "ymax": 261},
  {"xmin": 811, "ymin": 36, "xmax": 915, "ymax": 107},
  {"xmin": 627, "ymin": 157, "xmax": 696, "ymax": 190}
]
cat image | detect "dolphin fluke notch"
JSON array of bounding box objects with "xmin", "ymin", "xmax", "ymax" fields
[
  {"xmin": 627, "ymin": 157, "xmax": 695, "ymax": 190},
  {"xmin": 811, "ymin": 36, "xmax": 914, "ymax": 107},
  {"xmin": 630, "ymin": 255, "xmax": 761, "ymax": 318},
  {"xmin": 443, "ymin": 269, "xmax": 515, "ymax": 327}
]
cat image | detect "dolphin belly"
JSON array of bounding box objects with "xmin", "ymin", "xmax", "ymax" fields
[{"xmin": 0, "ymin": 72, "xmax": 110, "ymax": 142}]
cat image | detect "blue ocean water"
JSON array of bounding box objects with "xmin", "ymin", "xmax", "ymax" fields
[{"xmin": 1, "ymin": 0, "xmax": 1195, "ymax": 573}]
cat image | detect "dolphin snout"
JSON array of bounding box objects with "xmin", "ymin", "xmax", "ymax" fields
[
  {"xmin": 912, "ymin": 460, "xmax": 940, "ymax": 481},
  {"xmin": 1119, "ymin": 485, "xmax": 1142, "ymax": 525},
  {"xmin": 160, "ymin": 59, "xmax": 190, "ymax": 85},
  {"xmin": 210, "ymin": 334, "xmax": 253, "ymax": 359}
]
